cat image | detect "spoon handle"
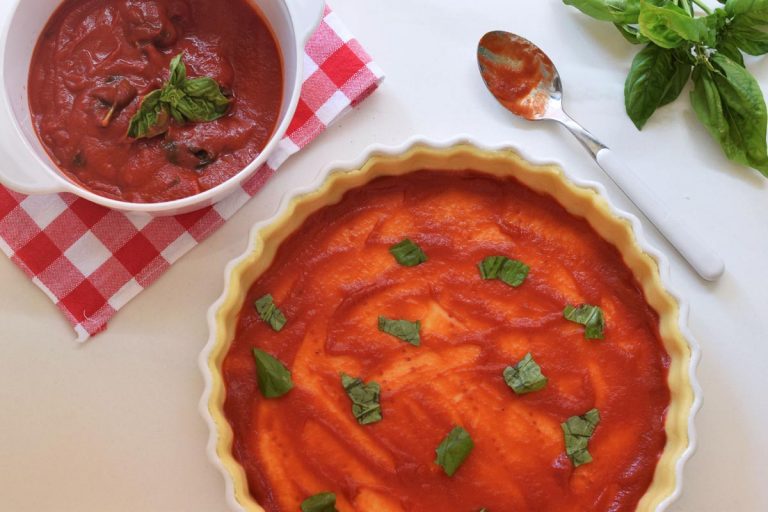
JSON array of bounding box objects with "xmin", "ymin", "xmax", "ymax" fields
[{"xmin": 595, "ymin": 148, "xmax": 725, "ymax": 281}]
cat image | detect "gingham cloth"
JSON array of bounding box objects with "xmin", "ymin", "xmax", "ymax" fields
[{"xmin": 0, "ymin": 5, "xmax": 383, "ymax": 341}]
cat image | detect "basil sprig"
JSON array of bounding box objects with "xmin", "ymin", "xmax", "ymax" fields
[
  {"xmin": 478, "ymin": 255, "xmax": 530, "ymax": 287},
  {"xmin": 378, "ymin": 316, "xmax": 421, "ymax": 346},
  {"xmin": 254, "ymin": 294, "xmax": 287, "ymax": 332},
  {"xmin": 251, "ymin": 348, "xmax": 294, "ymax": 398},
  {"xmin": 503, "ymin": 353, "xmax": 548, "ymax": 394},
  {"xmin": 564, "ymin": 303, "xmax": 606, "ymax": 339},
  {"xmin": 341, "ymin": 373, "xmax": 382, "ymax": 425},
  {"xmin": 389, "ymin": 238, "xmax": 428, "ymax": 266},
  {"xmin": 127, "ymin": 53, "xmax": 230, "ymax": 139},
  {"xmin": 563, "ymin": 0, "xmax": 768, "ymax": 177},
  {"xmin": 562, "ymin": 408, "xmax": 601, "ymax": 467},
  {"xmin": 301, "ymin": 492, "xmax": 338, "ymax": 512},
  {"xmin": 435, "ymin": 426, "xmax": 475, "ymax": 477}
]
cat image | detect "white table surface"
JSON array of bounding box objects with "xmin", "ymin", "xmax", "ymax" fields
[{"xmin": 1, "ymin": 0, "xmax": 767, "ymax": 511}]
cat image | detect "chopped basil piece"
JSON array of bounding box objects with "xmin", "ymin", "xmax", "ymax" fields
[
  {"xmin": 563, "ymin": 304, "xmax": 605, "ymax": 339},
  {"xmin": 300, "ymin": 492, "xmax": 337, "ymax": 512},
  {"xmin": 503, "ymin": 353, "xmax": 548, "ymax": 395},
  {"xmin": 378, "ymin": 316, "xmax": 421, "ymax": 346},
  {"xmin": 251, "ymin": 348, "xmax": 293, "ymax": 398},
  {"xmin": 389, "ymin": 238, "xmax": 427, "ymax": 266},
  {"xmin": 254, "ymin": 294, "xmax": 286, "ymax": 332},
  {"xmin": 478, "ymin": 255, "xmax": 529, "ymax": 287},
  {"xmin": 435, "ymin": 426, "xmax": 474, "ymax": 477},
  {"xmin": 341, "ymin": 373, "xmax": 382, "ymax": 425},
  {"xmin": 561, "ymin": 408, "xmax": 601, "ymax": 467}
]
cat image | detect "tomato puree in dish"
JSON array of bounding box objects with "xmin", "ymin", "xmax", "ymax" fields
[
  {"xmin": 223, "ymin": 171, "xmax": 671, "ymax": 512},
  {"xmin": 28, "ymin": 0, "xmax": 282, "ymax": 203}
]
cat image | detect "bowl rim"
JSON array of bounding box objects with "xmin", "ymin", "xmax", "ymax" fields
[
  {"xmin": 0, "ymin": 0, "xmax": 312, "ymax": 214},
  {"xmin": 198, "ymin": 134, "xmax": 702, "ymax": 512}
]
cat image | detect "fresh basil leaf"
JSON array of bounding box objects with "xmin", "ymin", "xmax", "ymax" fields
[
  {"xmin": 341, "ymin": 373, "xmax": 382, "ymax": 425},
  {"xmin": 300, "ymin": 492, "xmax": 338, "ymax": 512},
  {"xmin": 168, "ymin": 53, "xmax": 186, "ymax": 87},
  {"xmin": 503, "ymin": 353, "xmax": 548, "ymax": 395},
  {"xmin": 178, "ymin": 77, "xmax": 231, "ymax": 120},
  {"xmin": 254, "ymin": 294, "xmax": 287, "ymax": 332},
  {"xmin": 563, "ymin": 304, "xmax": 606, "ymax": 339},
  {"xmin": 723, "ymin": 16, "xmax": 768, "ymax": 55},
  {"xmin": 726, "ymin": 0, "xmax": 768, "ymax": 18},
  {"xmin": 638, "ymin": 0, "xmax": 715, "ymax": 48},
  {"xmin": 435, "ymin": 426, "xmax": 474, "ymax": 477},
  {"xmin": 127, "ymin": 54, "xmax": 230, "ymax": 139},
  {"xmin": 562, "ymin": 0, "xmax": 641, "ymax": 24},
  {"xmin": 159, "ymin": 86, "xmax": 188, "ymax": 123},
  {"xmin": 624, "ymin": 44, "xmax": 692, "ymax": 129},
  {"xmin": 251, "ymin": 348, "xmax": 294, "ymax": 398},
  {"xmin": 477, "ymin": 255, "xmax": 530, "ymax": 287},
  {"xmin": 126, "ymin": 89, "xmax": 170, "ymax": 139},
  {"xmin": 690, "ymin": 55, "xmax": 768, "ymax": 176},
  {"xmin": 717, "ymin": 38, "xmax": 746, "ymax": 66},
  {"xmin": 378, "ymin": 316, "xmax": 421, "ymax": 346},
  {"xmin": 561, "ymin": 408, "xmax": 601, "ymax": 467},
  {"xmin": 614, "ymin": 23, "xmax": 650, "ymax": 43},
  {"xmin": 389, "ymin": 238, "xmax": 427, "ymax": 266}
]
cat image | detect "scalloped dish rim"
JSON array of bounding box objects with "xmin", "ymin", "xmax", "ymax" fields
[{"xmin": 199, "ymin": 137, "xmax": 701, "ymax": 512}]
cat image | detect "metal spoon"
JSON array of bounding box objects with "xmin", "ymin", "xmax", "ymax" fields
[{"xmin": 477, "ymin": 31, "xmax": 724, "ymax": 281}]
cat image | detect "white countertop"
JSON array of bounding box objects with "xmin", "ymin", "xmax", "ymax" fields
[{"xmin": 1, "ymin": 0, "xmax": 767, "ymax": 510}]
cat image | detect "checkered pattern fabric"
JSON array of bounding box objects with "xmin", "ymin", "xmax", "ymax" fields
[{"xmin": 0, "ymin": 5, "xmax": 383, "ymax": 341}]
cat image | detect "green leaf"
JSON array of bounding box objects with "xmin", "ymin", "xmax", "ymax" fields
[
  {"xmin": 126, "ymin": 89, "xmax": 170, "ymax": 139},
  {"xmin": 722, "ymin": 14, "xmax": 768, "ymax": 55},
  {"xmin": 251, "ymin": 348, "xmax": 294, "ymax": 398},
  {"xmin": 614, "ymin": 23, "xmax": 650, "ymax": 44},
  {"xmin": 717, "ymin": 38, "xmax": 746, "ymax": 66},
  {"xmin": 690, "ymin": 55, "xmax": 768, "ymax": 176},
  {"xmin": 378, "ymin": 316, "xmax": 421, "ymax": 346},
  {"xmin": 561, "ymin": 408, "xmax": 601, "ymax": 467},
  {"xmin": 389, "ymin": 238, "xmax": 427, "ymax": 266},
  {"xmin": 341, "ymin": 373, "xmax": 382, "ymax": 425},
  {"xmin": 563, "ymin": 304, "xmax": 606, "ymax": 339},
  {"xmin": 168, "ymin": 53, "xmax": 186, "ymax": 86},
  {"xmin": 624, "ymin": 44, "xmax": 692, "ymax": 129},
  {"xmin": 435, "ymin": 426, "xmax": 474, "ymax": 477},
  {"xmin": 638, "ymin": 0, "xmax": 715, "ymax": 48},
  {"xmin": 477, "ymin": 255, "xmax": 530, "ymax": 287},
  {"xmin": 726, "ymin": 0, "xmax": 768, "ymax": 18},
  {"xmin": 127, "ymin": 54, "xmax": 230, "ymax": 139},
  {"xmin": 300, "ymin": 492, "xmax": 338, "ymax": 512},
  {"xmin": 503, "ymin": 353, "xmax": 548, "ymax": 395},
  {"xmin": 562, "ymin": 0, "xmax": 641, "ymax": 24},
  {"xmin": 254, "ymin": 294, "xmax": 287, "ymax": 331}
]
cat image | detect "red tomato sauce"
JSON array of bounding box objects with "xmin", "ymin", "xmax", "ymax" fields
[
  {"xmin": 223, "ymin": 171, "xmax": 671, "ymax": 512},
  {"xmin": 478, "ymin": 32, "xmax": 555, "ymax": 118},
  {"xmin": 28, "ymin": 0, "xmax": 282, "ymax": 203}
]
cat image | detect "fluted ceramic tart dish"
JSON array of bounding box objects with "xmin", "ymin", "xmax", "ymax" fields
[{"xmin": 200, "ymin": 138, "xmax": 701, "ymax": 512}]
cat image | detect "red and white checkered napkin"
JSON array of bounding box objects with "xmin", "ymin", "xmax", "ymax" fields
[{"xmin": 0, "ymin": 6, "xmax": 383, "ymax": 341}]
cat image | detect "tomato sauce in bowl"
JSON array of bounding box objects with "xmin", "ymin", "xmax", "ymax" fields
[{"xmin": 28, "ymin": 0, "xmax": 283, "ymax": 203}]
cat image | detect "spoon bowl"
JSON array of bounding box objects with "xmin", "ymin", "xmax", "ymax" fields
[
  {"xmin": 476, "ymin": 31, "xmax": 724, "ymax": 281},
  {"xmin": 477, "ymin": 31, "xmax": 561, "ymax": 120}
]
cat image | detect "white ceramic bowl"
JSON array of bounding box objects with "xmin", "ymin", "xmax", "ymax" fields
[
  {"xmin": 0, "ymin": 0, "xmax": 324, "ymax": 216},
  {"xmin": 199, "ymin": 136, "xmax": 703, "ymax": 512}
]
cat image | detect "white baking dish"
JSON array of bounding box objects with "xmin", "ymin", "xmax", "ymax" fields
[{"xmin": 199, "ymin": 136, "xmax": 703, "ymax": 512}]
